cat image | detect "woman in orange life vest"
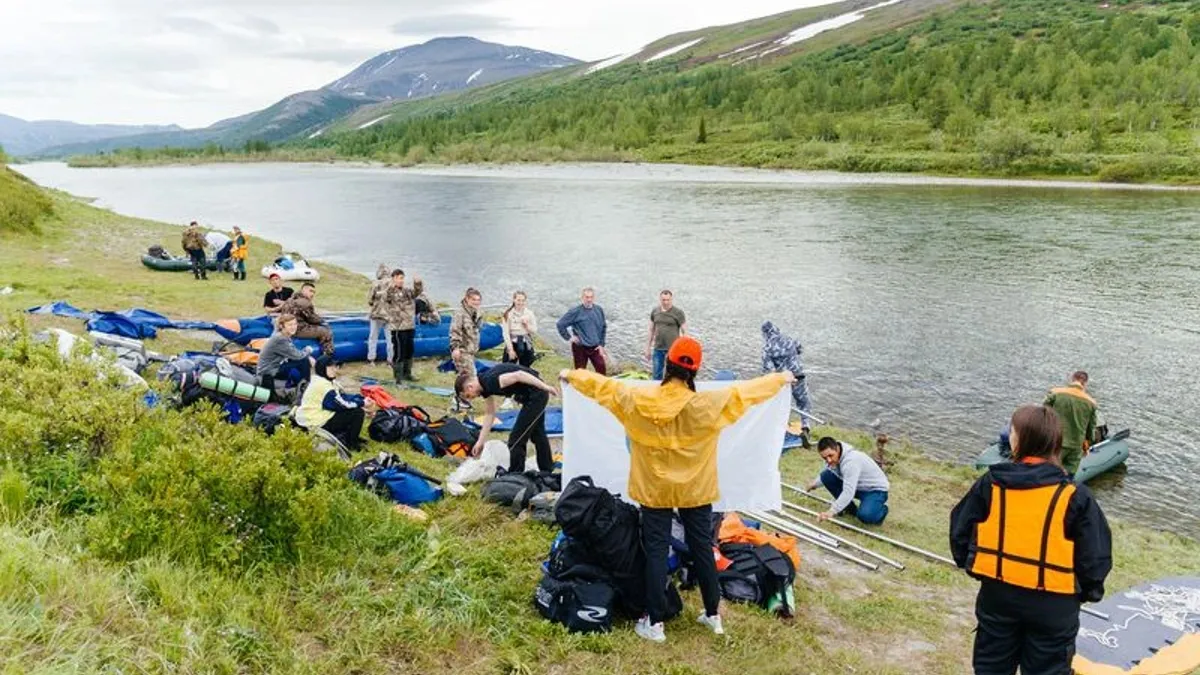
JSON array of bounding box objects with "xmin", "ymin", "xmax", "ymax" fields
[{"xmin": 950, "ymin": 405, "xmax": 1112, "ymax": 675}]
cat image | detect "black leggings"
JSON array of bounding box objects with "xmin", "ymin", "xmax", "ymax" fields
[
  {"xmin": 322, "ymin": 407, "xmax": 365, "ymax": 449},
  {"xmin": 641, "ymin": 505, "xmax": 720, "ymax": 624},
  {"xmin": 507, "ymin": 388, "xmax": 553, "ymax": 472},
  {"xmin": 503, "ymin": 336, "xmax": 535, "ymax": 367},
  {"xmin": 390, "ymin": 328, "xmax": 415, "ymax": 362}
]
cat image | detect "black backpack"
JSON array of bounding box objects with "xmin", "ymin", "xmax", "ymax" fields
[
  {"xmin": 481, "ymin": 470, "xmax": 562, "ymax": 511},
  {"xmin": 717, "ymin": 542, "xmax": 796, "ymax": 613},
  {"xmin": 534, "ymin": 574, "xmax": 615, "ymax": 634},
  {"xmin": 554, "ymin": 476, "xmax": 642, "ymax": 579},
  {"xmin": 425, "ymin": 416, "xmax": 479, "ymax": 459},
  {"xmin": 252, "ymin": 403, "xmax": 292, "ymax": 435},
  {"xmin": 368, "ymin": 406, "xmax": 429, "ymax": 443}
]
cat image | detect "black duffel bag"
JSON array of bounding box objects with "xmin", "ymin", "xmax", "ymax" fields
[
  {"xmin": 481, "ymin": 470, "xmax": 561, "ymax": 511},
  {"xmin": 368, "ymin": 407, "xmax": 428, "ymax": 443},
  {"xmin": 534, "ymin": 574, "xmax": 615, "ymax": 634},
  {"xmin": 555, "ymin": 476, "xmax": 642, "ymax": 578}
]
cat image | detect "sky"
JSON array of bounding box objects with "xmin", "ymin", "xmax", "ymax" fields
[{"xmin": 0, "ymin": 0, "xmax": 838, "ymax": 129}]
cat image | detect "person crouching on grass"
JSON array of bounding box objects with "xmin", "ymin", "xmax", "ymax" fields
[
  {"xmin": 561, "ymin": 337, "xmax": 792, "ymax": 643},
  {"xmin": 950, "ymin": 404, "xmax": 1112, "ymax": 675},
  {"xmin": 454, "ymin": 363, "xmax": 558, "ymax": 472}
]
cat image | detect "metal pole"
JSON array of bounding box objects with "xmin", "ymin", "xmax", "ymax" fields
[
  {"xmin": 791, "ymin": 407, "xmax": 826, "ymax": 426},
  {"xmin": 745, "ymin": 511, "xmax": 879, "ymax": 571},
  {"xmin": 782, "ymin": 482, "xmax": 834, "ymax": 506},
  {"xmin": 767, "ymin": 509, "xmax": 906, "ymax": 571},
  {"xmin": 760, "ymin": 513, "xmax": 842, "ymax": 548},
  {"xmin": 1081, "ymin": 606, "xmax": 1110, "ymax": 620},
  {"xmin": 780, "ymin": 497, "xmax": 958, "ymax": 567}
]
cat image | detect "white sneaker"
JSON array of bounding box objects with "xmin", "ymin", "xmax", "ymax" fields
[
  {"xmin": 697, "ymin": 613, "xmax": 725, "ymax": 635},
  {"xmin": 634, "ymin": 616, "xmax": 666, "ymax": 643}
]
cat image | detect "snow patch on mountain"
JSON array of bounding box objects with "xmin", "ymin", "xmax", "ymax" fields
[
  {"xmin": 467, "ymin": 68, "xmax": 484, "ymax": 84},
  {"xmin": 357, "ymin": 114, "xmax": 392, "ymax": 130},
  {"xmin": 646, "ymin": 38, "xmax": 704, "ymax": 62}
]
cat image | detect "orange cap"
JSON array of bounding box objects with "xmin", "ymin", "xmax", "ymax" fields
[{"xmin": 667, "ymin": 336, "xmax": 703, "ymax": 372}]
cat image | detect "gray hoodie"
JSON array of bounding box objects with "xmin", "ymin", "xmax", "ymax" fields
[{"xmin": 816, "ymin": 445, "xmax": 890, "ymax": 515}]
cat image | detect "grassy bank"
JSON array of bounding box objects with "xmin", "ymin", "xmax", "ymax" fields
[{"xmin": 2, "ymin": 176, "xmax": 1199, "ymax": 674}]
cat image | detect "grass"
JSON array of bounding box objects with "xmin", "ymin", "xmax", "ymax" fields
[{"xmin": 2, "ymin": 174, "xmax": 1199, "ymax": 674}]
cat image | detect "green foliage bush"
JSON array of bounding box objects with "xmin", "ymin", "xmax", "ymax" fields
[
  {"xmin": 0, "ymin": 321, "xmax": 417, "ymax": 569},
  {"xmin": 0, "ymin": 167, "xmax": 53, "ymax": 234}
]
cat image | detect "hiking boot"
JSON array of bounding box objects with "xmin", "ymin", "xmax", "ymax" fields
[
  {"xmin": 697, "ymin": 613, "xmax": 725, "ymax": 635},
  {"xmin": 635, "ymin": 616, "xmax": 666, "ymax": 643}
]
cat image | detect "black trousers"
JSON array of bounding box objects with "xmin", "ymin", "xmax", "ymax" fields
[
  {"xmin": 390, "ymin": 328, "xmax": 415, "ymax": 362},
  {"xmin": 973, "ymin": 580, "xmax": 1080, "ymax": 675},
  {"xmin": 507, "ymin": 389, "xmax": 553, "ymax": 473},
  {"xmin": 187, "ymin": 248, "xmax": 207, "ymax": 278},
  {"xmin": 503, "ymin": 336, "xmax": 535, "ymax": 367},
  {"xmin": 322, "ymin": 407, "xmax": 365, "ymax": 449},
  {"xmin": 641, "ymin": 505, "xmax": 720, "ymax": 624}
]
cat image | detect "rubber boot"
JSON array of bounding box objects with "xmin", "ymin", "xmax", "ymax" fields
[
  {"xmin": 393, "ymin": 361, "xmax": 406, "ymax": 383},
  {"xmin": 403, "ymin": 359, "xmax": 417, "ymax": 382}
]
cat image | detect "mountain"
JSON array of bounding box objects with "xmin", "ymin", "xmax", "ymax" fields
[
  {"xmin": 312, "ymin": 0, "xmax": 1200, "ymax": 182},
  {"xmin": 38, "ymin": 37, "xmax": 579, "ymax": 158},
  {"xmin": 0, "ymin": 113, "xmax": 181, "ymax": 157}
]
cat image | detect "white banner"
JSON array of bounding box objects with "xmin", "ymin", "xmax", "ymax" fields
[{"xmin": 561, "ymin": 380, "xmax": 791, "ymax": 512}]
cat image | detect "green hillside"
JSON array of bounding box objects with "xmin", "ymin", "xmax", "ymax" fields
[{"xmin": 304, "ymin": 0, "xmax": 1200, "ymax": 182}]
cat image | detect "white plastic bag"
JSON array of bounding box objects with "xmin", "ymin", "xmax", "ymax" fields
[{"xmin": 446, "ymin": 440, "xmax": 510, "ymax": 494}]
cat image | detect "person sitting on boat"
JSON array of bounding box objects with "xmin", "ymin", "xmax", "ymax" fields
[
  {"xmin": 295, "ymin": 356, "xmax": 376, "ymax": 451},
  {"xmin": 230, "ymin": 226, "xmax": 249, "ymax": 281},
  {"xmin": 456, "ymin": 363, "xmax": 558, "ymax": 473},
  {"xmin": 256, "ymin": 313, "xmax": 315, "ymax": 391},
  {"xmin": 204, "ymin": 229, "xmax": 233, "ymax": 273},
  {"xmin": 415, "ymin": 293, "xmax": 441, "ymax": 325},
  {"xmin": 808, "ymin": 436, "xmax": 890, "ymax": 525},
  {"xmin": 263, "ymin": 273, "xmax": 294, "ymax": 315},
  {"xmin": 281, "ymin": 282, "xmax": 334, "ymax": 356},
  {"xmin": 1044, "ymin": 371, "xmax": 1097, "ymax": 476},
  {"xmin": 950, "ymin": 404, "xmax": 1112, "ymax": 675},
  {"xmin": 561, "ymin": 337, "xmax": 792, "ymax": 643},
  {"xmin": 762, "ymin": 321, "xmax": 813, "ymax": 448}
]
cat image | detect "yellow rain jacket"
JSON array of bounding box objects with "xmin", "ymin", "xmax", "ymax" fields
[{"xmin": 566, "ymin": 371, "xmax": 788, "ymax": 509}]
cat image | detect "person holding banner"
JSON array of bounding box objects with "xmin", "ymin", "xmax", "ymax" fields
[{"xmin": 561, "ymin": 336, "xmax": 791, "ymax": 644}]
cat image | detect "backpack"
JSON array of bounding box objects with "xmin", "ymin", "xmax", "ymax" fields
[
  {"xmin": 717, "ymin": 542, "xmax": 796, "ymax": 613},
  {"xmin": 481, "ymin": 471, "xmax": 561, "ymax": 512},
  {"xmin": 368, "ymin": 407, "xmax": 429, "ymax": 443},
  {"xmin": 426, "ymin": 416, "xmax": 479, "ymax": 459},
  {"xmin": 348, "ymin": 453, "xmax": 443, "ymax": 506},
  {"xmin": 533, "ymin": 575, "xmax": 615, "ymax": 634},
  {"xmin": 253, "ymin": 403, "xmax": 292, "ymax": 435},
  {"xmin": 554, "ymin": 476, "xmax": 642, "ymax": 578}
]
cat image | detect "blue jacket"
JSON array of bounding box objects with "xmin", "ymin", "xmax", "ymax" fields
[{"xmin": 556, "ymin": 304, "xmax": 607, "ymax": 347}]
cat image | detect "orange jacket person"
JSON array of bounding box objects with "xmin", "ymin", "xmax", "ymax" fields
[
  {"xmin": 562, "ymin": 337, "xmax": 790, "ymax": 643},
  {"xmin": 950, "ymin": 405, "xmax": 1112, "ymax": 675}
]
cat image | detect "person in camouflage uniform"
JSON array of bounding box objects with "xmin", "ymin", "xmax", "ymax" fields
[
  {"xmin": 181, "ymin": 221, "xmax": 207, "ymax": 280},
  {"xmin": 366, "ymin": 264, "xmax": 392, "ymax": 365},
  {"xmin": 1044, "ymin": 370, "xmax": 1098, "ymax": 476},
  {"xmin": 281, "ymin": 283, "xmax": 334, "ymax": 355},
  {"xmin": 384, "ymin": 268, "xmax": 424, "ymax": 382},
  {"xmin": 450, "ymin": 288, "xmax": 483, "ymax": 377}
]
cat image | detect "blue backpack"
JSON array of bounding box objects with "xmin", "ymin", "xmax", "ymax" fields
[{"xmin": 348, "ymin": 453, "xmax": 443, "ymax": 506}]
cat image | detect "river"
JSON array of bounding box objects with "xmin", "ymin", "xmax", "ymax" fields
[{"xmin": 16, "ymin": 161, "xmax": 1200, "ymax": 533}]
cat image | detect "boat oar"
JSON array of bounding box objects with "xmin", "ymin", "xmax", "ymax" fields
[
  {"xmin": 779, "ymin": 493, "xmax": 957, "ymax": 567},
  {"xmin": 767, "ymin": 509, "xmax": 905, "ymax": 571}
]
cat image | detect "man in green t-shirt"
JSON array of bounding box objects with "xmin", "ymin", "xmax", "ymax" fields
[
  {"xmin": 645, "ymin": 290, "xmax": 687, "ymax": 380},
  {"xmin": 1044, "ymin": 370, "xmax": 1098, "ymax": 476}
]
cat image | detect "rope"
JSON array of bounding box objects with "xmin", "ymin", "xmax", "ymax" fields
[{"xmin": 1078, "ymin": 583, "xmax": 1200, "ymax": 648}]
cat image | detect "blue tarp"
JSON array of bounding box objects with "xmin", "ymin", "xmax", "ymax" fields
[
  {"xmin": 489, "ymin": 406, "xmax": 564, "ymax": 435},
  {"xmin": 437, "ymin": 358, "xmax": 499, "ymax": 374},
  {"xmin": 27, "ymin": 302, "xmax": 216, "ymax": 339}
]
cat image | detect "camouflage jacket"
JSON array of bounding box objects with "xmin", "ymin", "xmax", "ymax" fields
[
  {"xmin": 384, "ymin": 279, "xmax": 424, "ymax": 331},
  {"xmin": 281, "ymin": 296, "xmax": 325, "ymax": 328},
  {"xmin": 367, "ymin": 278, "xmax": 391, "ymax": 321},
  {"xmin": 181, "ymin": 227, "xmax": 205, "ymax": 252},
  {"xmin": 449, "ymin": 301, "xmax": 482, "ymax": 354}
]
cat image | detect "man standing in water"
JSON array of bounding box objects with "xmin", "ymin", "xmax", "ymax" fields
[
  {"xmin": 762, "ymin": 321, "xmax": 813, "ymax": 447},
  {"xmin": 1044, "ymin": 371, "xmax": 1098, "ymax": 476},
  {"xmin": 646, "ymin": 290, "xmax": 686, "ymax": 380},
  {"xmin": 557, "ymin": 287, "xmax": 608, "ymax": 375}
]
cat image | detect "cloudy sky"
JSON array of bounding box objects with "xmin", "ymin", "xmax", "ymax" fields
[{"xmin": 0, "ymin": 0, "xmax": 836, "ymax": 128}]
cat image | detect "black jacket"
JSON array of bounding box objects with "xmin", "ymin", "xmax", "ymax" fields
[{"xmin": 949, "ymin": 460, "xmax": 1112, "ymax": 602}]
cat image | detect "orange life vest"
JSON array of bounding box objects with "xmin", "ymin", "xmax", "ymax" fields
[
  {"xmin": 231, "ymin": 233, "xmax": 250, "ymax": 260},
  {"xmin": 970, "ymin": 480, "xmax": 1077, "ymax": 594}
]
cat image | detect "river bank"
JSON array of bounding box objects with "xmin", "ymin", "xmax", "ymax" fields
[{"xmin": 2, "ymin": 176, "xmax": 1199, "ymax": 674}]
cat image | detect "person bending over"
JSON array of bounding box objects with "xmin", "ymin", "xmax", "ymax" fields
[
  {"xmin": 809, "ymin": 437, "xmax": 890, "ymax": 525},
  {"xmin": 950, "ymin": 405, "xmax": 1111, "ymax": 675},
  {"xmin": 456, "ymin": 363, "xmax": 558, "ymax": 472},
  {"xmin": 563, "ymin": 337, "xmax": 791, "ymax": 643},
  {"xmin": 295, "ymin": 356, "xmax": 376, "ymax": 451}
]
